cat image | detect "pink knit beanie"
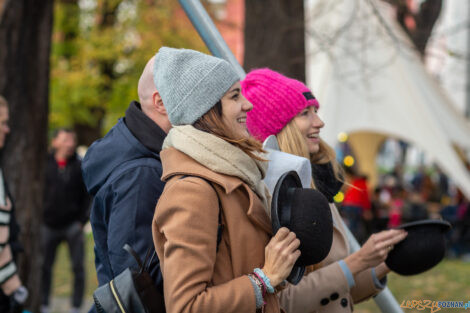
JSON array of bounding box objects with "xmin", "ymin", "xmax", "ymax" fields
[{"xmin": 241, "ymin": 68, "xmax": 320, "ymax": 141}]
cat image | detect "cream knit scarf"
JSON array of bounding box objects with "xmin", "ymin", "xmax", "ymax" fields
[{"xmin": 163, "ymin": 125, "xmax": 271, "ymax": 211}]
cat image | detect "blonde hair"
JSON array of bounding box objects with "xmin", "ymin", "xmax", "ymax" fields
[
  {"xmin": 276, "ymin": 120, "xmax": 343, "ymax": 271},
  {"xmin": 276, "ymin": 120, "xmax": 342, "ymax": 187}
]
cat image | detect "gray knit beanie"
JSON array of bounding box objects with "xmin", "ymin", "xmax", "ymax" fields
[{"xmin": 153, "ymin": 47, "xmax": 240, "ymax": 126}]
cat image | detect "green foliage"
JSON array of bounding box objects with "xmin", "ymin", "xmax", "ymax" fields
[{"xmin": 50, "ymin": 0, "xmax": 207, "ymax": 142}]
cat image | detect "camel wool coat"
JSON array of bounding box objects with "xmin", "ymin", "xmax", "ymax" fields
[
  {"xmin": 279, "ymin": 204, "xmax": 385, "ymax": 313},
  {"xmin": 153, "ymin": 147, "xmax": 281, "ymax": 313}
]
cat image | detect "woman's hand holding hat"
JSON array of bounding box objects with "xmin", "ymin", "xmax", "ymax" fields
[
  {"xmin": 345, "ymin": 229, "xmax": 408, "ymax": 275},
  {"xmin": 262, "ymin": 227, "xmax": 301, "ymax": 287}
]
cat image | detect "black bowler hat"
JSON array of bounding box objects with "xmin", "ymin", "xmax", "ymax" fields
[
  {"xmin": 385, "ymin": 219, "xmax": 451, "ymax": 276},
  {"xmin": 271, "ymin": 171, "xmax": 333, "ymax": 284}
]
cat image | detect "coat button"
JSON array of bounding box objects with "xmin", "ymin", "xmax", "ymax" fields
[
  {"xmin": 320, "ymin": 298, "xmax": 330, "ymax": 306},
  {"xmin": 341, "ymin": 298, "xmax": 348, "ymax": 307},
  {"xmin": 330, "ymin": 292, "xmax": 339, "ymax": 301}
]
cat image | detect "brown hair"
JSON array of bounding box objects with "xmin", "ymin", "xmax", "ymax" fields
[
  {"xmin": 193, "ymin": 101, "xmax": 266, "ymax": 161},
  {"xmin": 0, "ymin": 96, "xmax": 8, "ymax": 108}
]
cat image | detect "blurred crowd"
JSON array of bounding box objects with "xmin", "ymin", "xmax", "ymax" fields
[{"xmin": 339, "ymin": 164, "xmax": 470, "ymax": 260}]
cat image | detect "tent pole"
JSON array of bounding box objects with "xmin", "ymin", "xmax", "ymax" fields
[
  {"xmin": 178, "ymin": 0, "xmax": 403, "ymax": 312},
  {"xmin": 177, "ymin": 0, "xmax": 245, "ymax": 80},
  {"xmin": 340, "ymin": 219, "xmax": 404, "ymax": 313}
]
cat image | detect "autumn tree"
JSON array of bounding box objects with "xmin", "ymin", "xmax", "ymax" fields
[{"xmin": 50, "ymin": 0, "xmax": 206, "ymax": 145}]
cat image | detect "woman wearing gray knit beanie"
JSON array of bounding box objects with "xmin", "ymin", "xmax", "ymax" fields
[{"xmin": 151, "ymin": 47, "xmax": 300, "ymax": 313}]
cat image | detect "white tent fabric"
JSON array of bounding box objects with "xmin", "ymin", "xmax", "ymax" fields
[
  {"xmin": 305, "ymin": 0, "xmax": 470, "ymax": 198},
  {"xmin": 426, "ymin": 0, "xmax": 469, "ymax": 116},
  {"xmin": 424, "ymin": 0, "xmax": 470, "ymax": 150}
]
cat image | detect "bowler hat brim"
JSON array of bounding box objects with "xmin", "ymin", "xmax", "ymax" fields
[
  {"xmin": 271, "ymin": 171, "xmax": 333, "ymax": 284},
  {"xmin": 385, "ymin": 219, "xmax": 451, "ymax": 276}
]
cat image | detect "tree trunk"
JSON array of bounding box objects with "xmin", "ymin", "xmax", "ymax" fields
[
  {"xmin": 0, "ymin": 0, "xmax": 53, "ymax": 311},
  {"xmin": 244, "ymin": 0, "xmax": 306, "ymax": 82},
  {"xmin": 0, "ymin": 0, "xmax": 5, "ymax": 16}
]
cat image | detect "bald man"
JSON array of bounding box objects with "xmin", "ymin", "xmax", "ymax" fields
[{"xmin": 82, "ymin": 55, "xmax": 169, "ymax": 310}]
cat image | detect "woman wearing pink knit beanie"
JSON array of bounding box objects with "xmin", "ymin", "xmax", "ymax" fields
[{"xmin": 241, "ymin": 68, "xmax": 407, "ymax": 313}]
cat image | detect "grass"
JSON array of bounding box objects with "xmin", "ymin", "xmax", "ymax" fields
[
  {"xmin": 355, "ymin": 259, "xmax": 470, "ymax": 313},
  {"xmin": 52, "ymin": 233, "xmax": 470, "ymax": 312}
]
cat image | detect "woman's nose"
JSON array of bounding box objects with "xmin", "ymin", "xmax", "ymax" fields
[
  {"xmin": 242, "ymin": 96, "xmax": 253, "ymax": 111},
  {"xmin": 313, "ymin": 113, "xmax": 324, "ymax": 128}
]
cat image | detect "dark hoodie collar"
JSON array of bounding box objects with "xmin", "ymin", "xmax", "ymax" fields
[
  {"xmin": 311, "ymin": 162, "xmax": 344, "ymax": 203},
  {"xmin": 124, "ymin": 101, "xmax": 166, "ymax": 154}
]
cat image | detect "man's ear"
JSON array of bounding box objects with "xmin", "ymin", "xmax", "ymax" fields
[{"xmin": 153, "ymin": 91, "xmax": 167, "ymax": 115}]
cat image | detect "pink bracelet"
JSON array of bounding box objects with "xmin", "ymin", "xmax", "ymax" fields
[
  {"xmin": 252, "ymin": 271, "xmax": 268, "ymax": 298},
  {"xmin": 248, "ymin": 274, "xmax": 266, "ymax": 305}
]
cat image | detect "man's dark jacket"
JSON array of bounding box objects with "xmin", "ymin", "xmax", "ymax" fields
[
  {"xmin": 44, "ymin": 153, "xmax": 90, "ymax": 228},
  {"xmin": 81, "ymin": 101, "xmax": 165, "ymax": 289}
]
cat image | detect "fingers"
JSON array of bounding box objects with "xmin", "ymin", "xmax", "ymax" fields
[
  {"xmin": 359, "ymin": 229, "xmax": 408, "ymax": 265},
  {"xmin": 292, "ymin": 249, "xmax": 301, "ymax": 263},
  {"xmin": 272, "ymin": 228, "xmax": 297, "ymax": 247},
  {"xmin": 375, "ymin": 239, "xmax": 395, "ymax": 251},
  {"xmin": 373, "ymin": 229, "xmax": 406, "ymax": 242},
  {"xmin": 389, "ymin": 230, "xmax": 408, "ymax": 244},
  {"xmin": 281, "ymin": 233, "xmax": 300, "ymax": 267},
  {"xmin": 269, "ymin": 228, "xmax": 300, "ymax": 262},
  {"xmin": 285, "ymin": 248, "xmax": 301, "ymax": 267},
  {"xmin": 283, "ymin": 231, "xmax": 297, "ymax": 246},
  {"xmin": 286, "ymin": 238, "xmax": 301, "ymax": 254},
  {"xmin": 375, "ymin": 231, "xmax": 408, "ymax": 250},
  {"xmin": 273, "ymin": 227, "xmax": 290, "ymax": 242},
  {"xmin": 264, "ymin": 228, "xmax": 301, "ymax": 285}
]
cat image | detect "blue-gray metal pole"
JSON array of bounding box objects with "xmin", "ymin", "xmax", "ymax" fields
[
  {"xmin": 179, "ymin": 1, "xmax": 403, "ymax": 312},
  {"xmin": 341, "ymin": 220, "xmax": 404, "ymax": 313},
  {"xmin": 178, "ymin": 0, "xmax": 246, "ymax": 79}
]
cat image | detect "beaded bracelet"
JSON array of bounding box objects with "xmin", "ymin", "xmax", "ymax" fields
[
  {"xmin": 251, "ymin": 272, "xmax": 267, "ymax": 298},
  {"xmin": 248, "ymin": 274, "xmax": 266, "ymax": 306},
  {"xmin": 254, "ymin": 268, "xmax": 275, "ymax": 294}
]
